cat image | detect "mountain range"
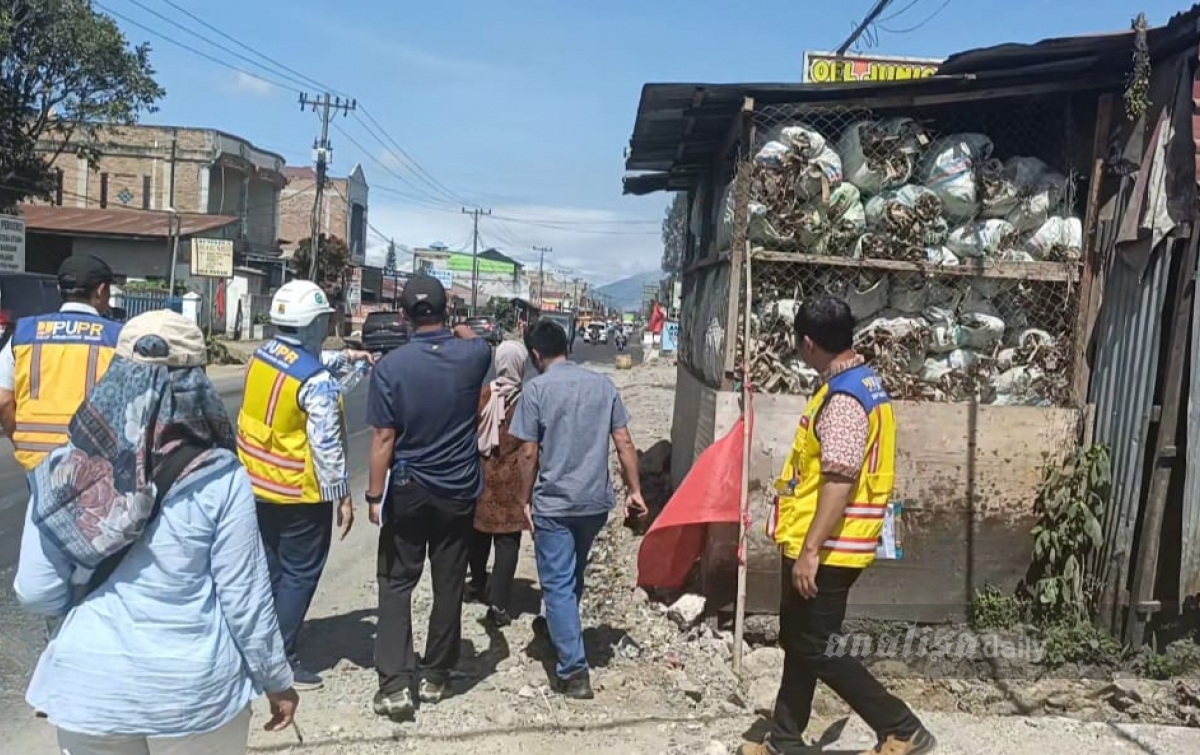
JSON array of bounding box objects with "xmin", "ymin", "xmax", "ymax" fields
[{"xmin": 594, "ymin": 270, "xmax": 662, "ymax": 312}]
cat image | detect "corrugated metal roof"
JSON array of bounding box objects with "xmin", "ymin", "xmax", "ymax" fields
[
  {"xmin": 20, "ymin": 206, "xmax": 238, "ymax": 238},
  {"xmin": 939, "ymin": 5, "xmax": 1200, "ymax": 77}
]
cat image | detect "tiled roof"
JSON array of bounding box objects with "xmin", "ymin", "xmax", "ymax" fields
[{"xmin": 20, "ymin": 205, "xmax": 239, "ymax": 239}]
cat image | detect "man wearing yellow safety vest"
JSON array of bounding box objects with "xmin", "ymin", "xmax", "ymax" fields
[
  {"xmin": 740, "ymin": 297, "xmax": 934, "ymax": 755},
  {"xmin": 237, "ymin": 279, "xmax": 374, "ymax": 691},
  {"xmin": 0, "ymin": 256, "xmax": 120, "ymax": 469}
]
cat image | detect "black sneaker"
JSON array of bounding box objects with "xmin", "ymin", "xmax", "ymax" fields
[
  {"xmin": 419, "ymin": 678, "xmax": 446, "ymax": 705},
  {"xmin": 291, "ymin": 665, "xmax": 323, "ymax": 691},
  {"xmin": 486, "ymin": 606, "xmax": 513, "ymax": 628},
  {"xmin": 555, "ymin": 670, "xmax": 594, "ymax": 700},
  {"xmin": 372, "ymin": 688, "xmax": 415, "ymax": 722}
]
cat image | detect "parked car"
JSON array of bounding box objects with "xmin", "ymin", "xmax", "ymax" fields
[
  {"xmin": 362, "ymin": 310, "xmax": 411, "ymax": 355},
  {"xmin": 0, "ymin": 272, "xmax": 62, "ymax": 351},
  {"xmin": 466, "ymin": 315, "xmax": 503, "ymax": 345}
]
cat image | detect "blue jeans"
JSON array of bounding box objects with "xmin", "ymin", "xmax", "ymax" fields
[
  {"xmin": 533, "ymin": 512, "xmax": 608, "ymax": 680},
  {"xmin": 257, "ymin": 501, "xmax": 333, "ymax": 666}
]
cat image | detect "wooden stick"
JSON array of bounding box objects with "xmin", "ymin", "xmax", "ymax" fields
[{"xmin": 733, "ymin": 239, "xmax": 754, "ymax": 677}]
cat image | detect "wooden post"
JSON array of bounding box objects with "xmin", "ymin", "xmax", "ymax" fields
[
  {"xmin": 733, "ymin": 238, "xmax": 753, "ymax": 677},
  {"xmin": 1124, "ymin": 227, "xmax": 1200, "ymax": 646}
]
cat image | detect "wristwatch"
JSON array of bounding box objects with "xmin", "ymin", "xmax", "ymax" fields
[{"xmin": 365, "ymin": 491, "xmax": 384, "ymax": 505}]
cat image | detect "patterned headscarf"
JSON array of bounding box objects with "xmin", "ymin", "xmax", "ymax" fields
[{"xmin": 30, "ymin": 311, "xmax": 235, "ymax": 570}]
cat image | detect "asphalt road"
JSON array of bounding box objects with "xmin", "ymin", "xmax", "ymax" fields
[{"xmin": 0, "ymin": 336, "xmax": 634, "ymax": 721}]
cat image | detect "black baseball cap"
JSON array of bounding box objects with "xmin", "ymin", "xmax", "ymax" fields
[
  {"xmin": 399, "ymin": 274, "xmax": 447, "ymax": 319},
  {"xmin": 58, "ymin": 255, "xmax": 114, "ymax": 291}
]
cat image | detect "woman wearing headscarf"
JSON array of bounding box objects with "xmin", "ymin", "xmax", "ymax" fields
[
  {"xmin": 465, "ymin": 340, "xmax": 532, "ymax": 627},
  {"xmin": 15, "ymin": 310, "xmax": 298, "ymax": 755}
]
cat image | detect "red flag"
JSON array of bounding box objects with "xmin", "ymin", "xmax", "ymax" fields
[{"xmin": 637, "ymin": 412, "xmax": 750, "ymax": 590}]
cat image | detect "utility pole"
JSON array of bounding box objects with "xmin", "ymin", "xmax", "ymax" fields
[
  {"xmin": 571, "ymin": 277, "xmax": 582, "ymax": 310},
  {"xmin": 462, "ymin": 207, "xmax": 492, "ymax": 313},
  {"xmin": 166, "ymin": 129, "xmax": 179, "ymax": 295},
  {"xmin": 300, "ymin": 92, "xmax": 357, "ymax": 281},
  {"xmin": 532, "ymin": 246, "xmax": 552, "ymax": 307}
]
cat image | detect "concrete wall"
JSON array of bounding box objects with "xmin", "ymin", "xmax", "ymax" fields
[{"xmin": 671, "ymin": 365, "xmax": 1079, "ymax": 622}]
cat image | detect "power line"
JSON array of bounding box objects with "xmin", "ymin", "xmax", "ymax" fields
[
  {"xmin": 156, "ymin": 0, "xmax": 352, "ymax": 98},
  {"xmin": 93, "ymin": 2, "xmax": 301, "ymax": 94},
  {"xmin": 355, "ymin": 109, "xmax": 466, "ymax": 205},
  {"xmin": 835, "ymin": 0, "xmax": 896, "ymax": 55},
  {"xmin": 877, "ymin": 0, "xmax": 923, "ymax": 23},
  {"xmin": 877, "ymin": 0, "xmax": 952, "ymax": 34},
  {"xmin": 120, "ymin": 0, "xmax": 321, "ymax": 93}
]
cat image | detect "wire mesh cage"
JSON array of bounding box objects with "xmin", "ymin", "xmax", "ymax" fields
[{"xmin": 728, "ymin": 95, "xmax": 1088, "ymax": 406}]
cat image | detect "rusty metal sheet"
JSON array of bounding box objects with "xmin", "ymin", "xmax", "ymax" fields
[{"xmin": 1183, "ymin": 248, "xmax": 1200, "ymax": 601}]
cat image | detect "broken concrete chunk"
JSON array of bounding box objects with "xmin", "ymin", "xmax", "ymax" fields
[{"xmin": 667, "ymin": 593, "xmax": 706, "ymax": 629}]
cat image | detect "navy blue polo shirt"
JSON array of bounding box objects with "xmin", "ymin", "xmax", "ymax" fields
[{"xmin": 366, "ymin": 330, "xmax": 492, "ymax": 501}]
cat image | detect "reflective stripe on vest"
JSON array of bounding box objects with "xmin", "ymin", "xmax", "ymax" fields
[
  {"xmin": 11, "ymin": 312, "xmax": 120, "ymax": 470},
  {"xmin": 768, "ymin": 364, "xmax": 897, "ymax": 569},
  {"xmin": 236, "ymin": 339, "xmax": 325, "ymax": 504}
]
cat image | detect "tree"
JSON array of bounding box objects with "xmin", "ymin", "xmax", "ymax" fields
[
  {"xmin": 293, "ymin": 234, "xmax": 353, "ymax": 301},
  {"xmin": 1, "ymin": 0, "xmax": 165, "ymax": 212},
  {"xmin": 384, "ymin": 240, "xmax": 397, "ymax": 273},
  {"xmin": 660, "ymin": 192, "xmax": 687, "ymax": 274}
]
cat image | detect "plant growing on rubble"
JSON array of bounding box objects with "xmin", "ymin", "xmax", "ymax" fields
[
  {"xmin": 0, "ymin": 0, "xmax": 164, "ymax": 212},
  {"xmin": 1024, "ymin": 443, "xmax": 1111, "ymax": 625}
]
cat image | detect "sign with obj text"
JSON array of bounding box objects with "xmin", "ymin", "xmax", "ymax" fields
[
  {"xmin": 190, "ymin": 237, "xmax": 234, "ymax": 278},
  {"xmin": 802, "ymin": 51, "xmax": 941, "ymax": 84},
  {"xmin": 0, "ymin": 214, "xmax": 26, "ymax": 272}
]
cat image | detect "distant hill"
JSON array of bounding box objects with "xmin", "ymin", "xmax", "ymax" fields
[{"xmin": 595, "ymin": 270, "xmax": 662, "ymax": 313}]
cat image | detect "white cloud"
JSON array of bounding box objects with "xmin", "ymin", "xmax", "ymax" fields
[
  {"xmin": 364, "ymin": 201, "xmax": 661, "ymax": 286},
  {"xmin": 230, "ymin": 71, "xmax": 275, "ymax": 97}
]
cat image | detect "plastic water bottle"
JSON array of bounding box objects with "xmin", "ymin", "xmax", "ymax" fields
[{"xmin": 339, "ymin": 359, "xmax": 370, "ymax": 391}]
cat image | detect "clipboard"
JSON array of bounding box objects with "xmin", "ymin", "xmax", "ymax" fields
[{"xmin": 875, "ymin": 501, "xmax": 904, "ymax": 560}]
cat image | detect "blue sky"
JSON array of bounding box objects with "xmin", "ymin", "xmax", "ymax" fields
[{"xmin": 100, "ymin": 0, "xmax": 1184, "ymax": 284}]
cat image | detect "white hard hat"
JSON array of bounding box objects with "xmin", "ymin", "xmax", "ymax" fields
[{"xmin": 270, "ymin": 280, "xmax": 334, "ymax": 328}]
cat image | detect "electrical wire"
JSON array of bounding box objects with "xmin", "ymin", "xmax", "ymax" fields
[
  {"xmin": 354, "ymin": 109, "xmax": 467, "ymax": 205},
  {"xmin": 93, "ymin": 2, "xmax": 302, "ymax": 94},
  {"xmin": 877, "ymin": 0, "xmax": 952, "ymax": 34},
  {"xmin": 877, "ymin": 0, "xmax": 923, "ymax": 23}
]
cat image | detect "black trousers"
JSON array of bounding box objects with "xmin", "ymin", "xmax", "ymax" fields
[
  {"xmin": 769, "ymin": 559, "xmax": 921, "ymax": 755},
  {"xmin": 467, "ymin": 529, "xmax": 522, "ymax": 613},
  {"xmin": 375, "ymin": 481, "xmax": 474, "ymax": 693},
  {"xmin": 257, "ymin": 501, "xmax": 333, "ymax": 666}
]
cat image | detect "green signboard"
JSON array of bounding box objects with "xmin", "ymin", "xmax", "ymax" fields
[{"xmin": 443, "ymin": 253, "xmax": 515, "ymax": 275}]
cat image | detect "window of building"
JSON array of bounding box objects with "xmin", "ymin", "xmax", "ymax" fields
[{"xmin": 350, "ymin": 202, "xmax": 366, "ymax": 261}]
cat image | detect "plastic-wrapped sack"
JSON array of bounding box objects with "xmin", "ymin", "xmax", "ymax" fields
[
  {"xmin": 841, "ymin": 275, "xmax": 889, "ymax": 322},
  {"xmin": 926, "ymin": 246, "xmax": 960, "ymax": 266},
  {"xmin": 718, "ymin": 180, "xmax": 792, "ymax": 249},
  {"xmin": 1023, "ymin": 216, "xmax": 1083, "ymax": 261},
  {"xmin": 1016, "ymin": 328, "xmax": 1055, "ymax": 350},
  {"xmin": 981, "ymin": 157, "xmax": 1053, "ymax": 218},
  {"xmin": 921, "ymin": 348, "xmax": 977, "ymax": 383},
  {"xmin": 754, "ymin": 124, "xmax": 842, "ymax": 201},
  {"xmin": 919, "ymin": 133, "xmax": 994, "ymax": 222},
  {"xmin": 767, "ymin": 299, "xmax": 802, "ymax": 328},
  {"xmin": 961, "ymin": 285, "xmax": 1001, "ymax": 317},
  {"xmin": 924, "ymin": 306, "xmax": 960, "ymax": 353},
  {"xmin": 946, "ymin": 219, "xmax": 1019, "ymax": 258},
  {"xmin": 1007, "ymin": 172, "xmax": 1069, "ymax": 232},
  {"xmin": 993, "ymin": 365, "xmax": 1042, "ymax": 396},
  {"xmin": 839, "ymin": 118, "xmax": 928, "ymax": 195},
  {"xmin": 889, "ymin": 275, "xmax": 927, "ymax": 313},
  {"xmin": 855, "ymin": 313, "xmax": 927, "ymax": 342},
  {"xmin": 864, "ymin": 184, "xmax": 940, "ymax": 227},
  {"xmin": 797, "ymin": 184, "xmax": 867, "ymax": 254},
  {"xmin": 958, "ymin": 312, "xmax": 1006, "ymax": 350}
]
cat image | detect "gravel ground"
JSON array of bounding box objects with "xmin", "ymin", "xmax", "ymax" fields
[{"xmin": 6, "ymin": 358, "xmax": 1200, "ymax": 753}]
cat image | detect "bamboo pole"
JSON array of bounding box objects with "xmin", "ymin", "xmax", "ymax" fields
[{"xmin": 733, "ymin": 240, "xmax": 753, "ymax": 676}]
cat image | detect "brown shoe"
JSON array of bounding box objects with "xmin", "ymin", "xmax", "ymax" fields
[
  {"xmin": 736, "ymin": 743, "xmax": 777, "ymax": 755},
  {"xmin": 861, "ymin": 728, "xmax": 937, "ymax": 755}
]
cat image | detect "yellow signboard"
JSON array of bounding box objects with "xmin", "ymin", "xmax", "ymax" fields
[{"xmin": 803, "ymin": 51, "xmax": 941, "ymax": 84}]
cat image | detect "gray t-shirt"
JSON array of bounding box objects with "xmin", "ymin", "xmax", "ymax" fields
[{"xmin": 510, "ymin": 361, "xmax": 630, "ymax": 518}]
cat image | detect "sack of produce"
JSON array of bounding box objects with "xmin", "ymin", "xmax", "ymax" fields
[
  {"xmin": 839, "ymin": 117, "xmax": 929, "ymax": 195},
  {"xmin": 754, "ymin": 124, "xmax": 842, "ymax": 201},
  {"xmin": 946, "ymin": 218, "xmax": 1019, "ymax": 258},
  {"xmin": 888, "ymin": 274, "xmax": 927, "ymax": 313},
  {"xmin": 958, "ymin": 312, "xmax": 1006, "ymax": 351},
  {"xmin": 924, "ymin": 306, "xmax": 960, "ymax": 353},
  {"xmin": 919, "ymin": 133, "xmax": 994, "ymax": 222},
  {"xmin": 921, "ymin": 348, "xmax": 977, "ymax": 384},
  {"xmin": 1023, "ymin": 216, "xmax": 1083, "ymax": 261},
  {"xmin": 1007, "ymin": 171, "xmax": 1069, "ymax": 231},
  {"xmin": 981, "ymin": 156, "xmax": 1054, "ymax": 218}
]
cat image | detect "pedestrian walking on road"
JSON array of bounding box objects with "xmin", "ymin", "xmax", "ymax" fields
[
  {"xmin": 0, "ymin": 255, "xmax": 120, "ymax": 470},
  {"xmin": 366, "ymin": 275, "xmax": 491, "ymax": 722},
  {"xmin": 237, "ymin": 280, "xmax": 375, "ymax": 691},
  {"xmin": 466, "ymin": 340, "xmax": 533, "ymax": 626},
  {"xmin": 511, "ymin": 320, "xmax": 646, "ymax": 700},
  {"xmin": 739, "ymin": 296, "xmax": 934, "ymax": 755},
  {"xmin": 15, "ymin": 309, "xmax": 299, "ymax": 755}
]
